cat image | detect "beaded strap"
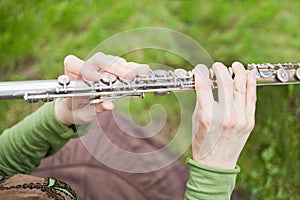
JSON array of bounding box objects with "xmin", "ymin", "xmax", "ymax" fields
[{"xmin": 0, "ymin": 174, "xmax": 78, "ymax": 200}]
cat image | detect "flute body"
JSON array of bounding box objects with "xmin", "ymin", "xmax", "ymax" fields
[{"xmin": 0, "ymin": 63, "xmax": 299, "ymax": 104}]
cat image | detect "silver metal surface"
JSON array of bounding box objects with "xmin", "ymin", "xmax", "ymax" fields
[{"xmin": 0, "ymin": 63, "xmax": 299, "ymax": 104}]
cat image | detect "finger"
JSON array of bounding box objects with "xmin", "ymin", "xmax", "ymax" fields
[
  {"xmin": 122, "ymin": 62, "xmax": 150, "ymax": 80},
  {"xmin": 101, "ymin": 101, "xmax": 115, "ymax": 111},
  {"xmin": 80, "ymin": 65, "xmax": 102, "ymax": 81},
  {"xmin": 94, "ymin": 102, "xmax": 115, "ymax": 114},
  {"xmin": 105, "ymin": 55, "xmax": 133, "ymax": 73},
  {"xmin": 193, "ymin": 64, "xmax": 214, "ymax": 118},
  {"xmin": 81, "ymin": 52, "xmax": 107, "ymax": 81},
  {"xmin": 107, "ymin": 55, "xmax": 127, "ymax": 64},
  {"xmin": 71, "ymin": 101, "xmax": 115, "ymax": 124},
  {"xmin": 106, "ymin": 59, "xmax": 149, "ymax": 79},
  {"xmin": 64, "ymin": 55, "xmax": 84, "ymax": 80},
  {"xmin": 81, "ymin": 52, "xmax": 148, "ymax": 81},
  {"xmin": 213, "ymin": 62, "xmax": 233, "ymax": 110},
  {"xmin": 127, "ymin": 62, "xmax": 150, "ymax": 75},
  {"xmin": 246, "ymin": 70, "xmax": 257, "ymax": 122},
  {"xmin": 232, "ymin": 62, "xmax": 247, "ymax": 107},
  {"xmin": 83, "ymin": 53, "xmax": 131, "ymax": 79}
]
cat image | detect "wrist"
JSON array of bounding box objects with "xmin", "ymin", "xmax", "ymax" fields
[
  {"xmin": 192, "ymin": 153, "xmax": 237, "ymax": 170},
  {"xmin": 54, "ymin": 98, "xmax": 73, "ymax": 126}
]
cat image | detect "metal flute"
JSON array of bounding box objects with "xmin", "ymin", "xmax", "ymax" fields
[{"xmin": 0, "ymin": 63, "xmax": 300, "ymax": 104}]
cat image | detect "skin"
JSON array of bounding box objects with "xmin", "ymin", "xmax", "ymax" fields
[{"xmin": 192, "ymin": 62, "xmax": 257, "ymax": 169}]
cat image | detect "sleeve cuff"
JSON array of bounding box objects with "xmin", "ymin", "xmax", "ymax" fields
[
  {"xmin": 187, "ymin": 157, "xmax": 240, "ymax": 174},
  {"xmin": 185, "ymin": 157, "xmax": 239, "ymax": 200}
]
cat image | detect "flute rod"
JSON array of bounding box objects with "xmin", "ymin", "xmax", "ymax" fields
[{"xmin": 0, "ymin": 63, "xmax": 299, "ymax": 103}]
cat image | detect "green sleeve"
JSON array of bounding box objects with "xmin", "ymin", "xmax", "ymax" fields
[
  {"xmin": 0, "ymin": 102, "xmax": 78, "ymax": 176},
  {"xmin": 185, "ymin": 158, "xmax": 240, "ymax": 200}
]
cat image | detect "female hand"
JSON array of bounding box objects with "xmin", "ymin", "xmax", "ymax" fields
[
  {"xmin": 192, "ymin": 62, "xmax": 257, "ymax": 169},
  {"xmin": 55, "ymin": 52, "xmax": 150, "ymax": 125}
]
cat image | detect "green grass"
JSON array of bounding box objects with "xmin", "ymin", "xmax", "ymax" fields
[{"xmin": 1, "ymin": 0, "xmax": 300, "ymax": 198}]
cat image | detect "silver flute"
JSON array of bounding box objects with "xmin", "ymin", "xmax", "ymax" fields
[{"xmin": 0, "ymin": 63, "xmax": 299, "ymax": 104}]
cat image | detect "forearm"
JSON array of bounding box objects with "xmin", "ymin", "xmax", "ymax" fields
[
  {"xmin": 185, "ymin": 158, "xmax": 240, "ymax": 200},
  {"xmin": 0, "ymin": 102, "xmax": 78, "ymax": 175}
]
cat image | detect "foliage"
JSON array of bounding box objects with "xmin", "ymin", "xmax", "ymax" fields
[{"xmin": 1, "ymin": 0, "xmax": 300, "ymax": 198}]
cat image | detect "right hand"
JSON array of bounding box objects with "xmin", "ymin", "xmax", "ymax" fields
[{"xmin": 191, "ymin": 62, "xmax": 257, "ymax": 169}]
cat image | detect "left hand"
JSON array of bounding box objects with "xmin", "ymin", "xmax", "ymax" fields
[{"xmin": 55, "ymin": 52, "xmax": 150, "ymax": 125}]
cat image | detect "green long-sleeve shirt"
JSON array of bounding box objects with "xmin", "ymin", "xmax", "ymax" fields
[
  {"xmin": 0, "ymin": 102, "xmax": 239, "ymax": 199},
  {"xmin": 185, "ymin": 158, "xmax": 239, "ymax": 199},
  {"xmin": 0, "ymin": 102, "xmax": 78, "ymax": 175}
]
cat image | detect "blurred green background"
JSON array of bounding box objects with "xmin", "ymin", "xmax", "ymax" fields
[{"xmin": 1, "ymin": 0, "xmax": 300, "ymax": 199}]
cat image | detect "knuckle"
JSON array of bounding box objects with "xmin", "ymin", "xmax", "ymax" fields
[
  {"xmin": 200, "ymin": 118, "xmax": 213, "ymax": 130},
  {"xmin": 237, "ymin": 120, "xmax": 248, "ymax": 131},
  {"xmin": 235, "ymin": 85, "xmax": 246, "ymax": 94},
  {"xmin": 222, "ymin": 116, "xmax": 237, "ymax": 130},
  {"xmin": 108, "ymin": 55, "xmax": 122, "ymax": 63},
  {"xmin": 89, "ymin": 52, "xmax": 106, "ymax": 64},
  {"xmin": 249, "ymin": 94, "xmax": 257, "ymax": 103},
  {"xmin": 128, "ymin": 61, "xmax": 138, "ymax": 65},
  {"xmin": 193, "ymin": 111, "xmax": 212, "ymax": 130},
  {"xmin": 115, "ymin": 57, "xmax": 126, "ymax": 63},
  {"xmin": 93, "ymin": 52, "xmax": 105, "ymax": 58},
  {"xmin": 85, "ymin": 56, "xmax": 96, "ymax": 65},
  {"xmin": 246, "ymin": 120, "xmax": 255, "ymax": 132},
  {"xmin": 63, "ymin": 55, "xmax": 75, "ymax": 64}
]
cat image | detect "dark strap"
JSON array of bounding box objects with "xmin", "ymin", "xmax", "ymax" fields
[{"xmin": 0, "ymin": 174, "xmax": 77, "ymax": 200}]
